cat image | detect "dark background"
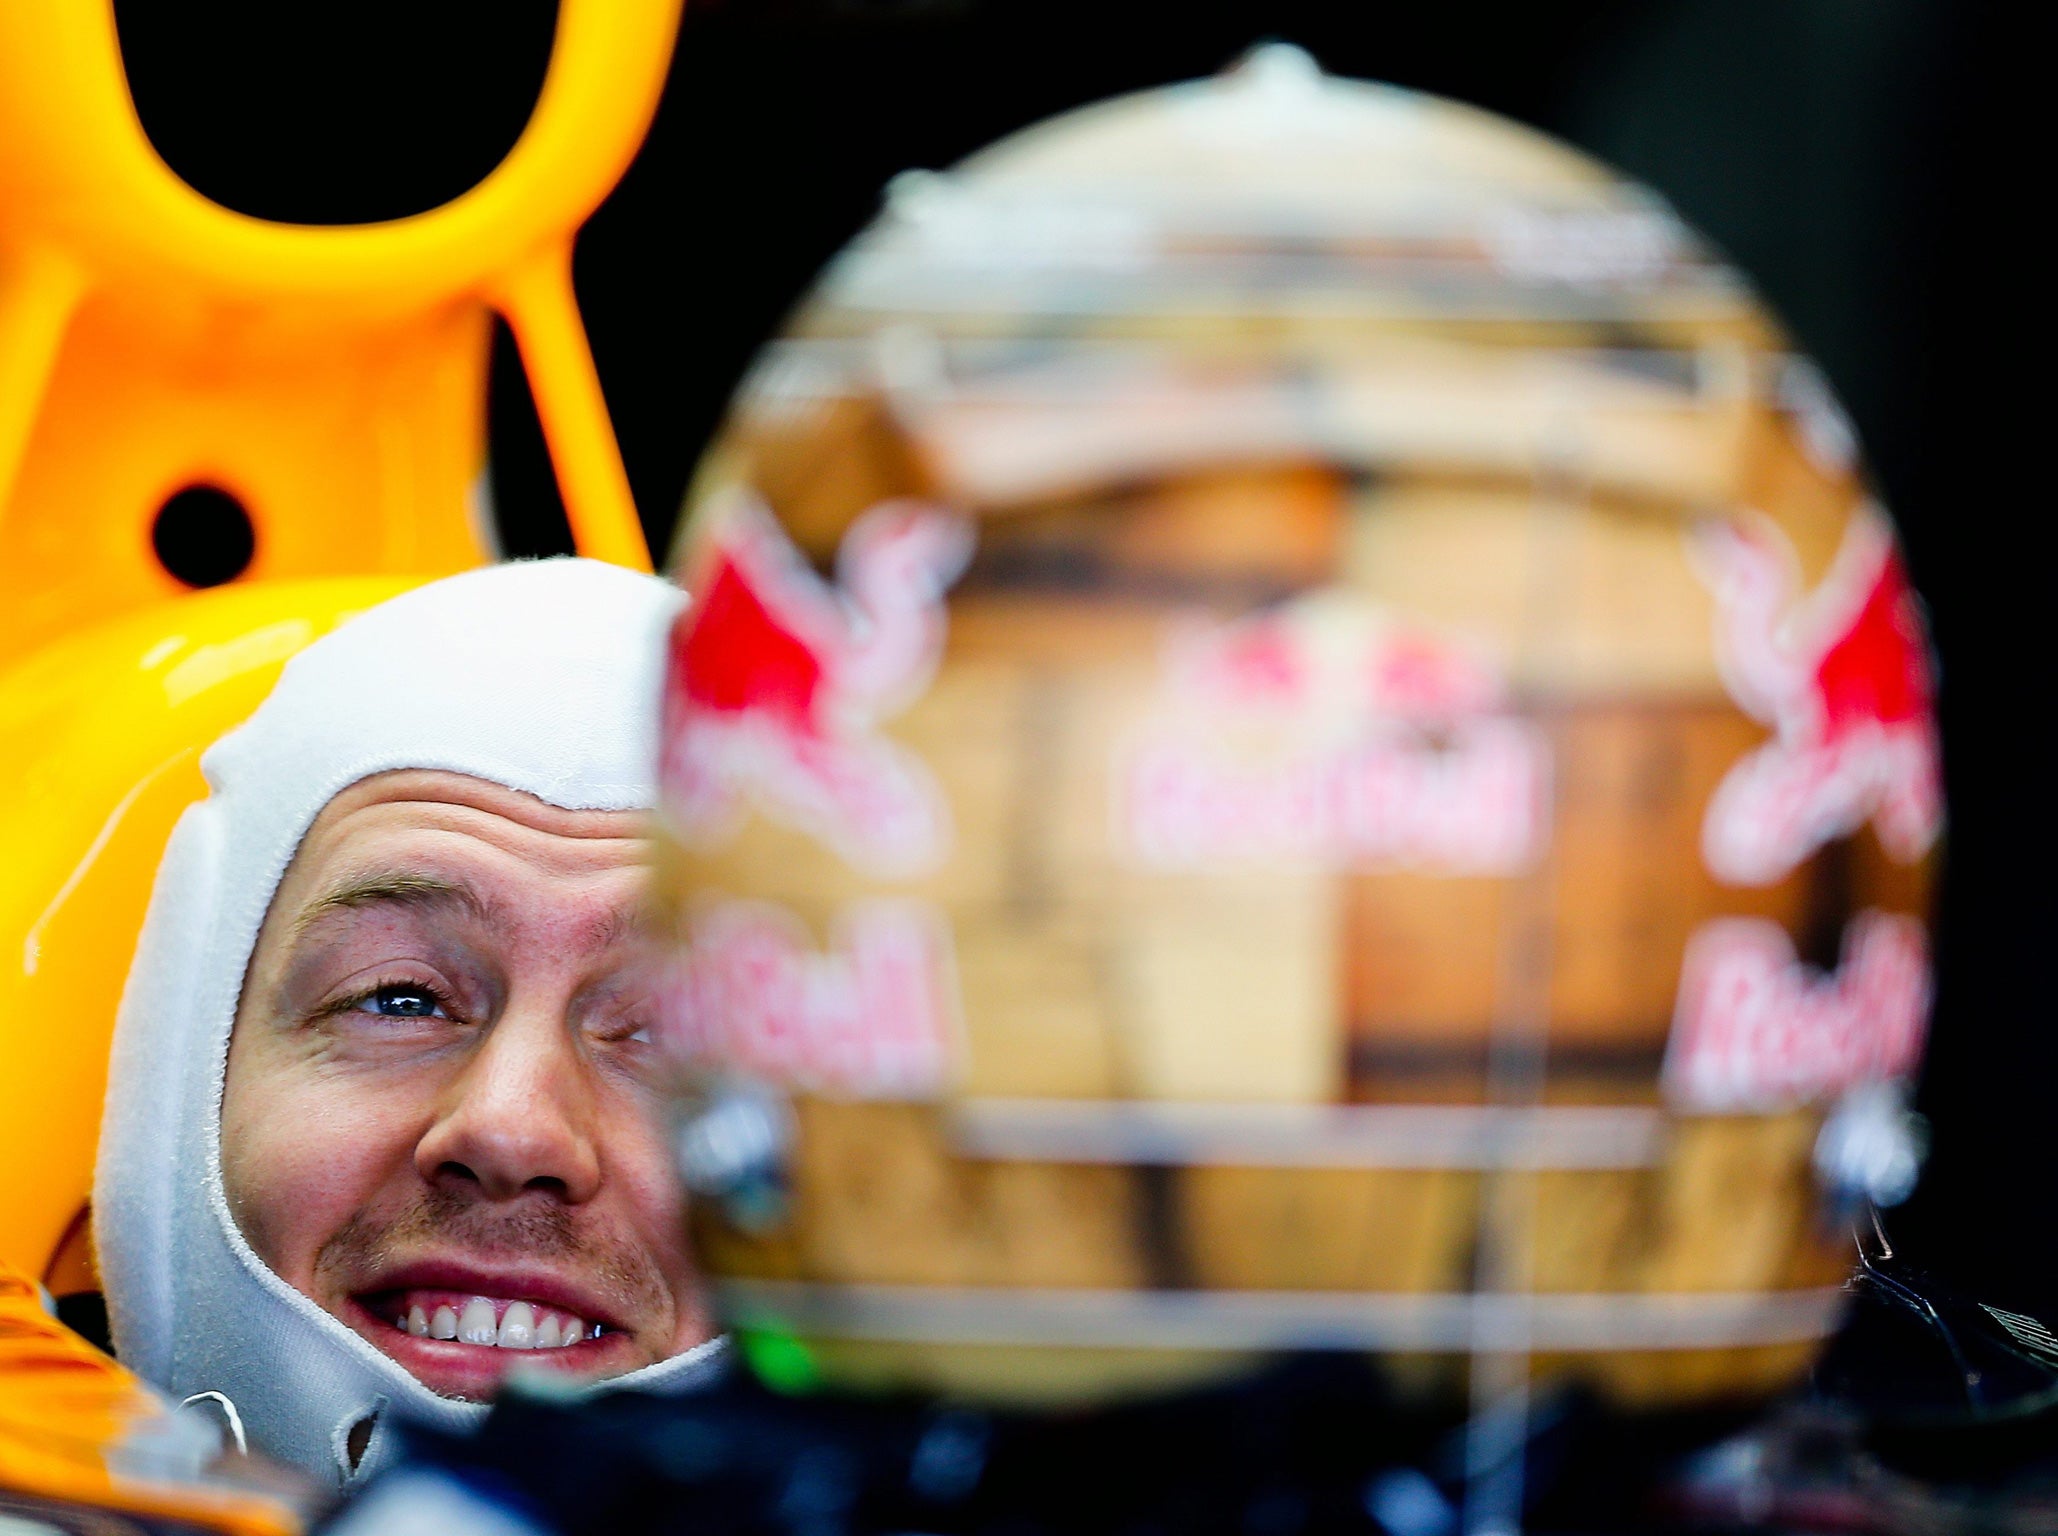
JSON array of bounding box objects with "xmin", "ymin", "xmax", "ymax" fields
[{"xmin": 115, "ymin": 1, "xmax": 2034, "ymax": 1313}]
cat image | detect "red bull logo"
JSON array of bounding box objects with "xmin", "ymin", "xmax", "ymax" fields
[
  {"xmin": 663, "ymin": 898, "xmax": 957, "ymax": 1098},
  {"xmin": 1117, "ymin": 598, "xmax": 1548, "ymax": 874},
  {"xmin": 1695, "ymin": 505, "xmax": 1942, "ymax": 886},
  {"xmin": 661, "ymin": 491, "xmax": 974, "ymax": 876},
  {"xmin": 1664, "ymin": 910, "xmax": 1929, "ymax": 1111}
]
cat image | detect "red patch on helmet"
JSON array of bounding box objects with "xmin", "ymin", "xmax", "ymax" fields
[
  {"xmin": 1694, "ymin": 507, "xmax": 1941, "ymax": 886},
  {"xmin": 661, "ymin": 492, "xmax": 973, "ymax": 877}
]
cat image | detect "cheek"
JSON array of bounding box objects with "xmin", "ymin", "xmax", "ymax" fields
[
  {"xmin": 596, "ymin": 1089, "xmax": 692, "ymax": 1276},
  {"xmin": 220, "ymin": 1037, "xmax": 436, "ymax": 1287}
]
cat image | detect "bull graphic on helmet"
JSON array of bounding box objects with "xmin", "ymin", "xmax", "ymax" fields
[
  {"xmin": 1695, "ymin": 505, "xmax": 1942, "ymax": 886},
  {"xmin": 660, "ymin": 491, "xmax": 974, "ymax": 877}
]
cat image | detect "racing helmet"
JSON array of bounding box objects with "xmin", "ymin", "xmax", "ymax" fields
[{"xmin": 653, "ymin": 46, "xmax": 1940, "ymax": 1418}]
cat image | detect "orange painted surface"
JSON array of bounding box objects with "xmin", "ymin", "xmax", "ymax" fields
[
  {"xmin": 0, "ymin": 1260, "xmax": 302, "ymax": 1532},
  {"xmin": 0, "ymin": 0, "xmax": 675, "ymax": 663}
]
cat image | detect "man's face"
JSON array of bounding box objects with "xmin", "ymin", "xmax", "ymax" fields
[{"xmin": 222, "ymin": 769, "xmax": 713, "ymax": 1402}]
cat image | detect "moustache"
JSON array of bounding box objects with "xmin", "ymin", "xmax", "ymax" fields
[{"xmin": 312, "ymin": 1185, "xmax": 664, "ymax": 1311}]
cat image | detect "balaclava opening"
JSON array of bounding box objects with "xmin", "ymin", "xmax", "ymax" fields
[{"xmin": 94, "ymin": 558, "xmax": 726, "ymax": 1488}]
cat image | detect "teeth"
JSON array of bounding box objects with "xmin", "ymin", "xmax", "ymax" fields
[
  {"xmin": 497, "ymin": 1302, "xmax": 536, "ymax": 1350},
  {"xmin": 398, "ymin": 1296, "xmax": 594, "ymax": 1350},
  {"xmin": 457, "ymin": 1297, "xmax": 498, "ymax": 1346}
]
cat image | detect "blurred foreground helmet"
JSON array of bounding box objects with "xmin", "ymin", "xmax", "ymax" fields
[{"xmin": 654, "ymin": 47, "xmax": 1939, "ymax": 1421}]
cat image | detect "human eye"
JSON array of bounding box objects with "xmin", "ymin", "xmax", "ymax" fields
[
  {"xmin": 583, "ymin": 1003, "xmax": 661, "ymax": 1075},
  {"xmin": 590, "ymin": 1012, "xmax": 654, "ymax": 1047},
  {"xmin": 582, "ymin": 960, "xmax": 664, "ymax": 1051},
  {"xmin": 340, "ymin": 981, "xmax": 454, "ymax": 1022}
]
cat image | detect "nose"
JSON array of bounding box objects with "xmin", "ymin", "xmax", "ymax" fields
[{"xmin": 414, "ymin": 1002, "xmax": 602, "ymax": 1205}]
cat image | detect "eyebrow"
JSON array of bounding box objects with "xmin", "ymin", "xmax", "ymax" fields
[
  {"xmin": 291, "ymin": 871, "xmax": 495, "ymax": 939},
  {"xmin": 289, "ymin": 871, "xmax": 658, "ymax": 956},
  {"xmin": 591, "ymin": 896, "xmax": 663, "ymax": 956}
]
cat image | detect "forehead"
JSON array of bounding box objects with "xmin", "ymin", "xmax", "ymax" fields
[{"xmin": 275, "ymin": 769, "xmax": 651, "ymax": 910}]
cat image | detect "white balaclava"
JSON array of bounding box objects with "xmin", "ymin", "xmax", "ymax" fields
[{"xmin": 94, "ymin": 558, "xmax": 725, "ymax": 1489}]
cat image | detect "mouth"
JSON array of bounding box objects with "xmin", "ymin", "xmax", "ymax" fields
[{"xmin": 342, "ymin": 1262, "xmax": 637, "ymax": 1400}]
